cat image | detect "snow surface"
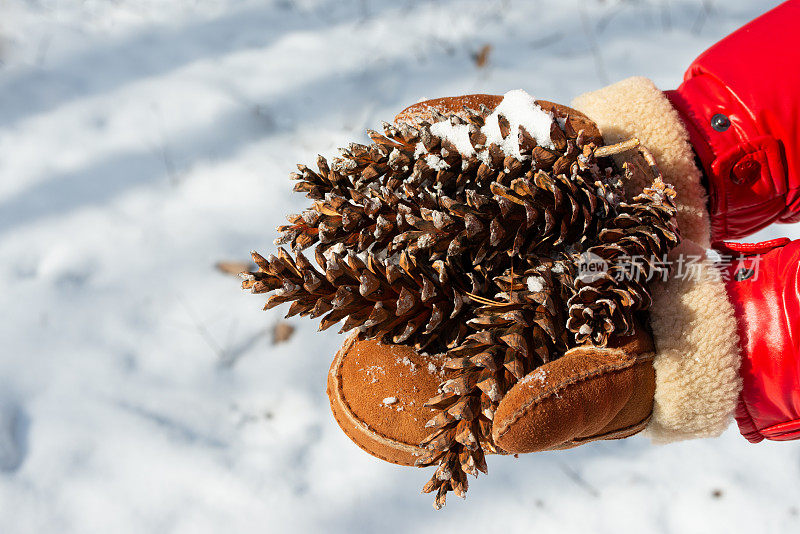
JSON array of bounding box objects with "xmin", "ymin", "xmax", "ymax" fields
[{"xmin": 0, "ymin": 1, "xmax": 797, "ymax": 533}]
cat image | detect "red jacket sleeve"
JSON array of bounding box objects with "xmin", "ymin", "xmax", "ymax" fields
[
  {"xmin": 717, "ymin": 238, "xmax": 800, "ymax": 442},
  {"xmin": 667, "ymin": 0, "xmax": 800, "ymax": 240}
]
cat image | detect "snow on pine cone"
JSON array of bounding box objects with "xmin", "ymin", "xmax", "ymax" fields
[{"xmin": 240, "ymin": 90, "xmax": 680, "ymax": 507}]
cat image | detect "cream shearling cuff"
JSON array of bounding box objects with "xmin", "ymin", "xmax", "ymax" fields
[
  {"xmin": 572, "ymin": 77, "xmax": 711, "ymax": 248},
  {"xmin": 573, "ymin": 77, "xmax": 743, "ymax": 443},
  {"xmin": 645, "ymin": 240, "xmax": 743, "ymax": 443}
]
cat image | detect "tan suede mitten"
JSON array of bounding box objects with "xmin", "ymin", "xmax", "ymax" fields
[
  {"xmin": 328, "ymin": 325, "xmax": 655, "ymax": 463},
  {"xmin": 492, "ymin": 327, "xmax": 655, "ymax": 452},
  {"xmin": 327, "ymin": 335, "xmax": 446, "ymax": 466}
]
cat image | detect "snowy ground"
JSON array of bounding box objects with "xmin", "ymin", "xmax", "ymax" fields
[{"xmin": 0, "ymin": 0, "xmax": 797, "ymax": 532}]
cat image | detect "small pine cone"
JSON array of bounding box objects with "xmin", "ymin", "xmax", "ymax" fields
[{"xmin": 567, "ymin": 178, "xmax": 680, "ymax": 346}]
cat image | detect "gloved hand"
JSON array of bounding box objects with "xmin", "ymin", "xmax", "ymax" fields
[
  {"xmin": 330, "ymin": 236, "xmax": 800, "ymax": 460},
  {"xmin": 327, "ymin": 325, "xmax": 656, "ymax": 463},
  {"xmin": 326, "ymin": 68, "xmax": 800, "ymax": 464},
  {"xmin": 326, "ymin": 95, "xmax": 653, "ymax": 466},
  {"xmin": 490, "ymin": 326, "xmax": 655, "ymax": 453}
]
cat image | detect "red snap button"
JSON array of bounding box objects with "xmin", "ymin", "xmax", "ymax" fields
[{"xmin": 731, "ymin": 157, "xmax": 761, "ymax": 185}]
